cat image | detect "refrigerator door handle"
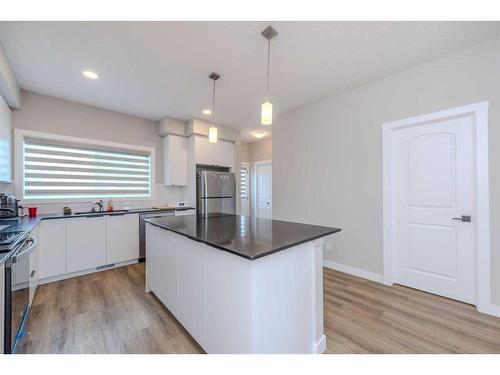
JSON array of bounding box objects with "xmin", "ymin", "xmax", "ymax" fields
[{"xmin": 203, "ymin": 171, "xmax": 208, "ymax": 199}]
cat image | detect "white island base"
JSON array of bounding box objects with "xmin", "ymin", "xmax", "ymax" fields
[{"xmin": 145, "ymin": 223, "xmax": 326, "ymax": 354}]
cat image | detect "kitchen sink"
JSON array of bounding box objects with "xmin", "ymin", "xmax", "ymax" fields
[{"xmin": 74, "ymin": 209, "xmax": 130, "ymax": 215}]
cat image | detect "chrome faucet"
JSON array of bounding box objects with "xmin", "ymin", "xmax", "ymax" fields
[{"xmin": 91, "ymin": 200, "xmax": 104, "ymax": 213}]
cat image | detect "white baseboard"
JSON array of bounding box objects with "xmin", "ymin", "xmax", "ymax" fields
[
  {"xmin": 323, "ymin": 260, "xmax": 384, "ymax": 284},
  {"xmin": 478, "ymin": 303, "xmax": 500, "ymax": 318},
  {"xmin": 313, "ymin": 334, "xmax": 326, "ymax": 354}
]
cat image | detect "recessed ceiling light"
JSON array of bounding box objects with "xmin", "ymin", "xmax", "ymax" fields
[
  {"xmin": 82, "ymin": 70, "xmax": 99, "ymax": 80},
  {"xmin": 253, "ymin": 131, "xmax": 265, "ymax": 139},
  {"xmin": 202, "ymin": 109, "xmax": 212, "ymax": 115}
]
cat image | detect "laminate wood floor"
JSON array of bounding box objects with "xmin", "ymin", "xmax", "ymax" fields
[{"xmin": 26, "ymin": 263, "xmax": 500, "ymax": 354}]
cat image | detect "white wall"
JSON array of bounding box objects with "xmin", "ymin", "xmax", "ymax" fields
[
  {"xmin": 241, "ymin": 138, "xmax": 272, "ymax": 163},
  {"xmin": 250, "ymin": 138, "xmax": 272, "ymax": 162},
  {"xmin": 241, "ymin": 141, "xmax": 251, "ymax": 163},
  {"xmin": 10, "ymin": 90, "xmax": 185, "ymax": 212},
  {"xmin": 273, "ymin": 36, "xmax": 500, "ymax": 304}
]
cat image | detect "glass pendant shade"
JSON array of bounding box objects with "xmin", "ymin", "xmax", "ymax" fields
[
  {"xmin": 261, "ymin": 101, "xmax": 273, "ymax": 125},
  {"xmin": 208, "ymin": 126, "xmax": 218, "ymax": 143}
]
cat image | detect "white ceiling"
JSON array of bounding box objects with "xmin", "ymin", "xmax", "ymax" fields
[{"xmin": 1, "ymin": 21, "xmax": 499, "ymax": 142}]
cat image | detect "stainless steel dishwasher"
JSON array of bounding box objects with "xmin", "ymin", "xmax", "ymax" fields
[{"xmin": 139, "ymin": 211, "xmax": 175, "ymax": 259}]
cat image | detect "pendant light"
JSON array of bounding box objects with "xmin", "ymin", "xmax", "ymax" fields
[
  {"xmin": 208, "ymin": 72, "xmax": 220, "ymax": 143},
  {"xmin": 261, "ymin": 25, "xmax": 278, "ymax": 126}
]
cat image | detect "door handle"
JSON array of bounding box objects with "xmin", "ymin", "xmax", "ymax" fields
[
  {"xmin": 12, "ymin": 237, "xmax": 37, "ymax": 263},
  {"xmin": 452, "ymin": 215, "xmax": 472, "ymax": 222}
]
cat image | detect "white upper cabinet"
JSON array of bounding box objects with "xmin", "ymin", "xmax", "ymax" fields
[
  {"xmin": 106, "ymin": 213, "xmax": 139, "ymax": 264},
  {"xmin": 0, "ymin": 95, "xmax": 11, "ymax": 183},
  {"xmin": 195, "ymin": 135, "xmax": 234, "ymax": 168},
  {"xmin": 66, "ymin": 216, "xmax": 107, "ymax": 273},
  {"xmin": 164, "ymin": 134, "xmax": 188, "ymax": 186}
]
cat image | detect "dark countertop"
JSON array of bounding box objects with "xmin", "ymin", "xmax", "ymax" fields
[
  {"xmin": 144, "ymin": 213, "xmax": 341, "ymax": 260},
  {"xmin": 0, "ymin": 207, "xmax": 194, "ymax": 264},
  {"xmin": 38, "ymin": 206, "xmax": 194, "ymax": 220}
]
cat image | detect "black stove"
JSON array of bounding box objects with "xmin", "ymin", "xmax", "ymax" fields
[{"xmin": 0, "ymin": 231, "xmax": 25, "ymax": 250}]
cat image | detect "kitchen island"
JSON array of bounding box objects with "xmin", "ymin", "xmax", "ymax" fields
[{"xmin": 144, "ymin": 213, "xmax": 340, "ymax": 354}]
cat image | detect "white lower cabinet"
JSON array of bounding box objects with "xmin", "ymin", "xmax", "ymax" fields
[
  {"xmin": 66, "ymin": 216, "xmax": 107, "ymax": 273},
  {"xmin": 106, "ymin": 213, "xmax": 139, "ymax": 264},
  {"xmin": 147, "ymin": 226, "xmax": 208, "ymax": 348},
  {"xmin": 37, "ymin": 213, "xmax": 141, "ymax": 283},
  {"xmin": 38, "ymin": 219, "xmax": 67, "ymax": 279},
  {"xmin": 178, "ymin": 236, "xmax": 207, "ymax": 347},
  {"xmin": 146, "ymin": 225, "xmax": 253, "ymax": 353},
  {"xmin": 146, "ymin": 224, "xmax": 180, "ymax": 315}
]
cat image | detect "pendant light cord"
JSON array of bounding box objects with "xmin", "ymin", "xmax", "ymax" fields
[
  {"xmin": 212, "ymin": 78, "xmax": 216, "ymax": 123},
  {"xmin": 266, "ymin": 38, "xmax": 271, "ymax": 102}
]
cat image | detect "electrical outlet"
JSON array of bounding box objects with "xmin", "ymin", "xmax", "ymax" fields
[{"xmin": 324, "ymin": 242, "xmax": 333, "ymax": 251}]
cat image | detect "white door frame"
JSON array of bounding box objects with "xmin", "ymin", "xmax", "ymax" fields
[
  {"xmin": 252, "ymin": 159, "xmax": 272, "ymax": 218},
  {"xmin": 382, "ymin": 102, "xmax": 492, "ymax": 314}
]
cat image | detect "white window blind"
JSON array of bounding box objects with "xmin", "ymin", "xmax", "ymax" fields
[
  {"xmin": 23, "ymin": 140, "xmax": 152, "ymax": 200},
  {"xmin": 240, "ymin": 166, "xmax": 248, "ymax": 199}
]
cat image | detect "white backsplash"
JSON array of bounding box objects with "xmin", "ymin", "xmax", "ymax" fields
[
  {"xmin": 1, "ymin": 181, "xmax": 188, "ymax": 215},
  {"xmin": 0, "ymin": 182, "xmax": 14, "ymax": 195}
]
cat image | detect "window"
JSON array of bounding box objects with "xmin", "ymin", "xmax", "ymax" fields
[
  {"xmin": 240, "ymin": 163, "xmax": 250, "ymax": 216},
  {"xmin": 240, "ymin": 165, "xmax": 249, "ymax": 200},
  {"xmin": 21, "ymin": 137, "xmax": 152, "ymax": 201}
]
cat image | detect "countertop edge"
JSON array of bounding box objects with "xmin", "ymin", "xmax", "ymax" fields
[
  {"xmin": 39, "ymin": 207, "xmax": 195, "ymax": 220},
  {"xmin": 144, "ymin": 219, "xmax": 341, "ymax": 261}
]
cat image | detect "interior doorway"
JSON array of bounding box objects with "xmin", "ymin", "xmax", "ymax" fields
[
  {"xmin": 253, "ymin": 160, "xmax": 272, "ymax": 219},
  {"xmin": 383, "ymin": 102, "xmax": 491, "ymax": 313}
]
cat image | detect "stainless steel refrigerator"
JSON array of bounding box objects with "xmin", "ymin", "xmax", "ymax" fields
[{"xmin": 197, "ymin": 170, "xmax": 236, "ymax": 215}]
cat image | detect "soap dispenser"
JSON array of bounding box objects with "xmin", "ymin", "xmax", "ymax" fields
[{"xmin": 107, "ymin": 197, "xmax": 114, "ymax": 212}]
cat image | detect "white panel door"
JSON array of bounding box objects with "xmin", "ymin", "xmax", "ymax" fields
[
  {"xmin": 106, "ymin": 213, "xmax": 139, "ymax": 264},
  {"xmin": 66, "ymin": 216, "xmax": 107, "ymax": 273},
  {"xmin": 255, "ymin": 162, "xmax": 272, "ymax": 219},
  {"xmin": 394, "ymin": 115, "xmax": 475, "ymax": 303}
]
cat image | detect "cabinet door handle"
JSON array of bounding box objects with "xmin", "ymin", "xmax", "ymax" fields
[{"xmin": 30, "ymin": 270, "xmax": 36, "ymax": 278}]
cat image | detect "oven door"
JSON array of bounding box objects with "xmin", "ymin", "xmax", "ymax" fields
[{"xmin": 5, "ymin": 236, "xmax": 37, "ymax": 354}]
